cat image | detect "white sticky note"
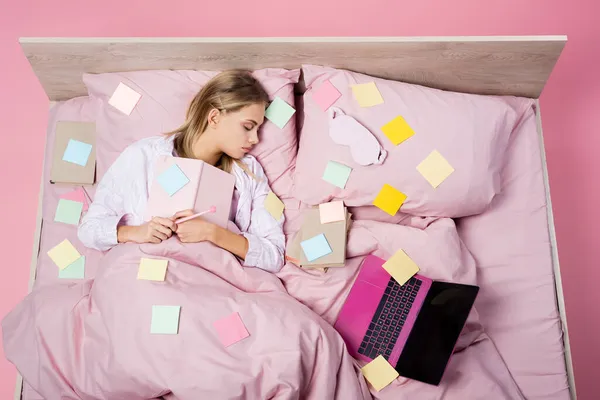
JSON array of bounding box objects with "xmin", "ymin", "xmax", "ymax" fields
[{"xmin": 109, "ymin": 82, "xmax": 142, "ymax": 115}]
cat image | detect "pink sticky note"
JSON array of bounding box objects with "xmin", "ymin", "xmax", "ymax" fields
[
  {"xmin": 319, "ymin": 201, "xmax": 345, "ymax": 224},
  {"xmin": 213, "ymin": 312, "xmax": 250, "ymax": 347},
  {"xmin": 60, "ymin": 188, "xmax": 89, "ymax": 211},
  {"xmin": 312, "ymin": 80, "xmax": 342, "ymax": 112},
  {"xmin": 109, "ymin": 82, "xmax": 142, "ymax": 115}
]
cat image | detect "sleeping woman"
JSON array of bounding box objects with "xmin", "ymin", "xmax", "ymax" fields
[{"xmin": 78, "ymin": 70, "xmax": 285, "ymax": 273}]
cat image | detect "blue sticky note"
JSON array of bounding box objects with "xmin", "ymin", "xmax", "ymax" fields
[
  {"xmin": 157, "ymin": 164, "xmax": 190, "ymax": 196},
  {"xmin": 151, "ymin": 305, "xmax": 181, "ymax": 335},
  {"xmin": 265, "ymin": 97, "xmax": 296, "ymax": 129},
  {"xmin": 300, "ymin": 233, "xmax": 333, "ymax": 262},
  {"xmin": 58, "ymin": 256, "xmax": 85, "ymax": 279},
  {"xmin": 62, "ymin": 139, "xmax": 93, "ymax": 167}
]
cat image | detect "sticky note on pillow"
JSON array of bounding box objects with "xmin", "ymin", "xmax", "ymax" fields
[
  {"xmin": 62, "ymin": 139, "xmax": 93, "ymax": 167},
  {"xmin": 54, "ymin": 199, "xmax": 84, "ymax": 225},
  {"xmin": 361, "ymin": 355, "xmax": 399, "ymax": 391},
  {"xmin": 109, "ymin": 82, "xmax": 142, "ymax": 115},
  {"xmin": 301, "ymin": 233, "xmax": 333, "ymax": 262},
  {"xmin": 417, "ymin": 150, "xmax": 455, "ymax": 188},
  {"xmin": 312, "ymin": 80, "xmax": 342, "ymax": 111},
  {"xmin": 151, "ymin": 305, "xmax": 181, "ymax": 335},
  {"xmin": 157, "ymin": 164, "xmax": 190, "ymax": 196},
  {"xmin": 59, "ymin": 256, "xmax": 85, "ymax": 280},
  {"xmin": 351, "ymin": 82, "xmax": 384, "ymax": 107},
  {"xmin": 381, "ymin": 116, "xmax": 415, "ymax": 146},
  {"xmin": 322, "ymin": 161, "xmax": 352, "ymax": 189},
  {"xmin": 319, "ymin": 201, "xmax": 345, "ymax": 224},
  {"xmin": 137, "ymin": 258, "xmax": 169, "ymax": 281},
  {"xmin": 264, "ymin": 191, "xmax": 285, "ymax": 220},
  {"xmin": 213, "ymin": 312, "xmax": 250, "ymax": 347},
  {"xmin": 48, "ymin": 239, "xmax": 81, "ymax": 270},
  {"xmin": 373, "ymin": 184, "xmax": 407, "ymax": 216},
  {"xmin": 265, "ymin": 97, "xmax": 296, "ymax": 129},
  {"xmin": 383, "ymin": 250, "xmax": 419, "ymax": 286}
]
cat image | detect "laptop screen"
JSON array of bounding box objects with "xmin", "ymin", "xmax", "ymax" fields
[{"xmin": 395, "ymin": 281, "xmax": 479, "ymax": 385}]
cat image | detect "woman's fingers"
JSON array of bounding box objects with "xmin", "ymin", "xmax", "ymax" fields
[
  {"xmin": 149, "ymin": 236, "xmax": 161, "ymax": 244},
  {"xmin": 173, "ymin": 209, "xmax": 195, "ymax": 220},
  {"xmin": 153, "ymin": 216, "xmax": 177, "ymax": 232},
  {"xmin": 152, "ymin": 230, "xmax": 168, "ymax": 241}
]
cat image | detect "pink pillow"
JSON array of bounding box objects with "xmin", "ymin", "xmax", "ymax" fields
[
  {"xmin": 83, "ymin": 68, "xmax": 300, "ymax": 200},
  {"xmin": 294, "ymin": 65, "xmax": 533, "ymax": 218}
]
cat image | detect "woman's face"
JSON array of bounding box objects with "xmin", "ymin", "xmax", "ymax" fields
[{"xmin": 212, "ymin": 103, "xmax": 266, "ymax": 160}]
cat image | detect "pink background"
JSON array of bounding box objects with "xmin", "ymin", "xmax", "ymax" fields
[{"xmin": 0, "ymin": 0, "xmax": 598, "ymax": 398}]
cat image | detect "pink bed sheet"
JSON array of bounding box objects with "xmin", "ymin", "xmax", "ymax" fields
[
  {"xmin": 16, "ymin": 98, "xmax": 569, "ymax": 399},
  {"xmin": 455, "ymin": 105, "xmax": 570, "ymax": 399}
]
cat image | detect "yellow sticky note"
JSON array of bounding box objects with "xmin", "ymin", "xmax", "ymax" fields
[
  {"xmin": 361, "ymin": 355, "xmax": 399, "ymax": 391},
  {"xmin": 137, "ymin": 258, "xmax": 169, "ymax": 281},
  {"xmin": 351, "ymin": 82, "xmax": 384, "ymax": 107},
  {"xmin": 48, "ymin": 239, "xmax": 81, "ymax": 270},
  {"xmin": 264, "ymin": 191, "xmax": 285, "ymax": 220},
  {"xmin": 383, "ymin": 249, "xmax": 420, "ymax": 286},
  {"xmin": 381, "ymin": 116, "xmax": 415, "ymax": 146},
  {"xmin": 319, "ymin": 201, "xmax": 345, "ymax": 224},
  {"xmin": 373, "ymin": 184, "xmax": 407, "ymax": 216},
  {"xmin": 417, "ymin": 150, "xmax": 455, "ymax": 188}
]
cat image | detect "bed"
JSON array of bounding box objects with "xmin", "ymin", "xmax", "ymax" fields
[{"xmin": 7, "ymin": 36, "xmax": 572, "ymax": 400}]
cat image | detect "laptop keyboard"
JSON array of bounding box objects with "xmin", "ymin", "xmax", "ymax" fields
[{"xmin": 358, "ymin": 277, "xmax": 422, "ymax": 360}]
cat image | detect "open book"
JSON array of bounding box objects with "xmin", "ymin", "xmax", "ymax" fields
[{"xmin": 145, "ymin": 156, "xmax": 235, "ymax": 228}]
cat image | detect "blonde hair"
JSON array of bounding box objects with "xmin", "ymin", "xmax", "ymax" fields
[{"xmin": 166, "ymin": 70, "xmax": 269, "ymax": 175}]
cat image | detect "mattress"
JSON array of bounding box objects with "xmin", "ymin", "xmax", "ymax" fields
[{"xmin": 18, "ymin": 98, "xmax": 569, "ymax": 399}]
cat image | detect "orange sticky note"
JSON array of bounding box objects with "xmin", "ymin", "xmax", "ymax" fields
[
  {"xmin": 137, "ymin": 258, "xmax": 169, "ymax": 281},
  {"xmin": 264, "ymin": 191, "xmax": 285, "ymax": 220},
  {"xmin": 361, "ymin": 355, "xmax": 399, "ymax": 391},
  {"xmin": 417, "ymin": 150, "xmax": 455, "ymax": 188},
  {"xmin": 351, "ymin": 82, "xmax": 384, "ymax": 107},
  {"xmin": 319, "ymin": 201, "xmax": 345, "ymax": 224},
  {"xmin": 48, "ymin": 239, "xmax": 82, "ymax": 270},
  {"xmin": 381, "ymin": 116, "xmax": 415, "ymax": 146},
  {"xmin": 373, "ymin": 184, "xmax": 407, "ymax": 216},
  {"xmin": 382, "ymin": 249, "xmax": 419, "ymax": 286}
]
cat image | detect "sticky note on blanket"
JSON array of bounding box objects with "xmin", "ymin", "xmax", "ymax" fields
[
  {"xmin": 361, "ymin": 355, "xmax": 399, "ymax": 391},
  {"xmin": 264, "ymin": 191, "xmax": 285, "ymax": 220},
  {"xmin": 151, "ymin": 305, "xmax": 181, "ymax": 335},
  {"xmin": 351, "ymin": 82, "xmax": 384, "ymax": 107},
  {"xmin": 312, "ymin": 80, "xmax": 342, "ymax": 111},
  {"xmin": 213, "ymin": 312, "xmax": 250, "ymax": 347},
  {"xmin": 48, "ymin": 239, "xmax": 81, "ymax": 270},
  {"xmin": 301, "ymin": 233, "xmax": 332, "ymax": 262},
  {"xmin": 62, "ymin": 139, "xmax": 93, "ymax": 167},
  {"xmin": 60, "ymin": 188, "xmax": 89, "ymax": 211},
  {"xmin": 381, "ymin": 116, "xmax": 415, "ymax": 146},
  {"xmin": 417, "ymin": 150, "xmax": 455, "ymax": 188},
  {"xmin": 157, "ymin": 164, "xmax": 189, "ymax": 196},
  {"xmin": 58, "ymin": 256, "xmax": 85, "ymax": 279},
  {"xmin": 373, "ymin": 184, "xmax": 407, "ymax": 216},
  {"xmin": 265, "ymin": 97, "xmax": 296, "ymax": 129},
  {"xmin": 319, "ymin": 201, "xmax": 345, "ymax": 224},
  {"xmin": 54, "ymin": 199, "xmax": 84, "ymax": 225},
  {"xmin": 322, "ymin": 161, "xmax": 352, "ymax": 189},
  {"xmin": 137, "ymin": 258, "xmax": 168, "ymax": 281},
  {"xmin": 109, "ymin": 82, "xmax": 142, "ymax": 115},
  {"xmin": 383, "ymin": 249, "xmax": 419, "ymax": 286}
]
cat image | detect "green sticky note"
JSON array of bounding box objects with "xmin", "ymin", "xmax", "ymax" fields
[
  {"xmin": 265, "ymin": 97, "xmax": 296, "ymax": 129},
  {"xmin": 55, "ymin": 199, "xmax": 84, "ymax": 225},
  {"xmin": 58, "ymin": 256, "xmax": 85, "ymax": 279},
  {"xmin": 151, "ymin": 305, "xmax": 181, "ymax": 335},
  {"xmin": 322, "ymin": 161, "xmax": 352, "ymax": 189}
]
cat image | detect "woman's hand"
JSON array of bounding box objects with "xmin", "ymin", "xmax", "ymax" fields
[
  {"xmin": 173, "ymin": 209, "xmax": 217, "ymax": 243},
  {"xmin": 117, "ymin": 217, "xmax": 177, "ymax": 244}
]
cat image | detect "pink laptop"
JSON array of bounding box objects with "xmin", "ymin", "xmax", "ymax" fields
[
  {"xmin": 334, "ymin": 255, "xmax": 478, "ymax": 385},
  {"xmin": 145, "ymin": 156, "xmax": 235, "ymax": 228}
]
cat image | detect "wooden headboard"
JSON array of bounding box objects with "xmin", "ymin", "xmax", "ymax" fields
[{"xmin": 20, "ymin": 36, "xmax": 566, "ymax": 101}]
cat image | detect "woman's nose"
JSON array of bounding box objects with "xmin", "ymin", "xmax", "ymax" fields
[{"xmin": 249, "ymin": 130, "xmax": 259, "ymax": 144}]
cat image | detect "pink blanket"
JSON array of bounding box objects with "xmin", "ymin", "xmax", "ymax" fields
[{"xmin": 4, "ymin": 218, "xmax": 523, "ymax": 399}]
